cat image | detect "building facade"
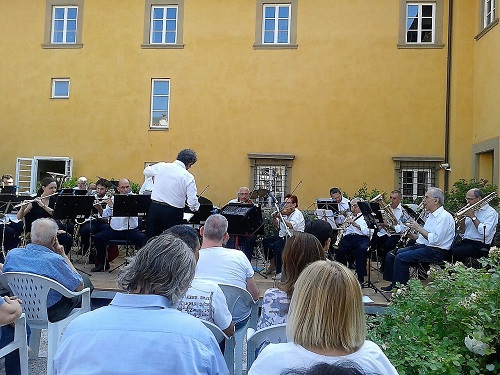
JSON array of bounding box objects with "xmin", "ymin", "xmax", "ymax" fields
[{"xmin": 0, "ymin": 0, "xmax": 498, "ymax": 205}]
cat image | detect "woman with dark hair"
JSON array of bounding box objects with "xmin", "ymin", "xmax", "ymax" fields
[
  {"xmin": 257, "ymin": 232, "xmax": 325, "ymax": 329},
  {"xmin": 263, "ymin": 194, "xmax": 305, "ymax": 277},
  {"xmin": 16, "ymin": 177, "xmax": 73, "ymax": 253},
  {"xmin": 281, "ymin": 361, "xmax": 381, "ymax": 375}
]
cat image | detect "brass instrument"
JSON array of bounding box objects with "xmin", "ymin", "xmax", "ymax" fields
[
  {"xmin": 454, "ymin": 192, "xmax": 497, "ymax": 224},
  {"xmin": 13, "ymin": 192, "xmax": 60, "ymax": 209},
  {"xmin": 370, "ymin": 193, "xmax": 398, "ymax": 234}
]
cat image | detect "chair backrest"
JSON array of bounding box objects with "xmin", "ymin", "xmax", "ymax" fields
[
  {"xmin": 246, "ymin": 323, "xmax": 287, "ymax": 369},
  {"xmin": 218, "ymin": 283, "xmax": 256, "ymax": 323},
  {"xmin": 0, "ymin": 272, "xmax": 79, "ymax": 328},
  {"xmin": 201, "ymin": 319, "xmax": 229, "ymax": 343}
]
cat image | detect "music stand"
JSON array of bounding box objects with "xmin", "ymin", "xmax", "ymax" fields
[
  {"xmin": 356, "ymin": 201, "xmax": 389, "ymax": 301},
  {"xmin": 220, "ymin": 203, "xmax": 266, "ymax": 278},
  {"xmin": 53, "ymin": 195, "xmax": 95, "ymax": 276},
  {"xmin": 0, "ymin": 186, "xmax": 17, "ymax": 195},
  {"xmin": 108, "ymin": 195, "xmax": 151, "ymax": 272}
]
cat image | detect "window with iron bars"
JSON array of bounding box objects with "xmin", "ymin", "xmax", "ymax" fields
[
  {"xmin": 248, "ymin": 153, "xmax": 294, "ymax": 207},
  {"xmin": 393, "ymin": 157, "xmax": 441, "ymax": 204}
]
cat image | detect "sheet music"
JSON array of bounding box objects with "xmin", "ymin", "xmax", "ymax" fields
[
  {"xmin": 183, "ymin": 213, "xmax": 194, "ymax": 222},
  {"xmin": 314, "ymin": 209, "xmax": 337, "ymax": 229}
]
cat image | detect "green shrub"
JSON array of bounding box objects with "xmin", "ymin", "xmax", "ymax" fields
[{"xmin": 367, "ymin": 249, "xmax": 500, "ymax": 374}]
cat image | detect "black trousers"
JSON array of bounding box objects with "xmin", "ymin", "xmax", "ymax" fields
[{"xmin": 147, "ymin": 201, "xmax": 184, "ymax": 238}]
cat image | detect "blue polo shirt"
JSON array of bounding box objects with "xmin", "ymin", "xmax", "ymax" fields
[
  {"xmin": 54, "ymin": 293, "xmax": 229, "ymax": 375},
  {"xmin": 3, "ymin": 244, "xmax": 82, "ymax": 307}
]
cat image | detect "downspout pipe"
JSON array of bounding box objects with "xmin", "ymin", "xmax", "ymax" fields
[{"xmin": 444, "ymin": 0, "xmax": 453, "ymax": 192}]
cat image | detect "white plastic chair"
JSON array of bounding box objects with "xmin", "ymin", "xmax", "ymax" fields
[
  {"xmin": 246, "ymin": 323, "xmax": 287, "ymax": 371},
  {"xmin": 218, "ymin": 283, "xmax": 258, "ymax": 375},
  {"xmin": 201, "ymin": 319, "xmax": 235, "ymax": 372},
  {"xmin": 1, "ymin": 272, "xmax": 91, "ymax": 375},
  {"xmin": 0, "ymin": 313, "xmax": 29, "ymax": 375}
]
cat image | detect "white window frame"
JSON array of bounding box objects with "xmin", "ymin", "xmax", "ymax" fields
[
  {"xmin": 150, "ymin": 79, "xmax": 170, "ymax": 129},
  {"xmin": 401, "ymin": 168, "xmax": 433, "ymax": 202},
  {"xmin": 150, "ymin": 5, "xmax": 178, "ymax": 44},
  {"xmin": 51, "ymin": 79, "xmax": 70, "ymax": 98},
  {"xmin": 484, "ymin": 0, "xmax": 496, "ymax": 27},
  {"xmin": 262, "ymin": 4, "xmax": 291, "ymax": 44},
  {"xmin": 51, "ymin": 6, "xmax": 78, "ymax": 44},
  {"xmin": 405, "ymin": 3, "xmax": 436, "ymax": 44}
]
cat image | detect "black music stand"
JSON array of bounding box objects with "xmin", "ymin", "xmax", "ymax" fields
[
  {"xmin": 356, "ymin": 201, "xmax": 389, "ymax": 301},
  {"xmin": 108, "ymin": 195, "xmax": 151, "ymax": 272},
  {"xmin": 0, "ymin": 186, "xmax": 17, "ymax": 195},
  {"xmin": 53, "ymin": 195, "xmax": 95, "ymax": 276},
  {"xmin": 220, "ymin": 203, "xmax": 266, "ymax": 278}
]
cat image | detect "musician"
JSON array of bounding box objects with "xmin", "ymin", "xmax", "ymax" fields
[
  {"xmin": 335, "ymin": 198, "xmax": 370, "ymax": 284},
  {"xmin": 263, "ymin": 194, "xmax": 305, "ymax": 278},
  {"xmin": 144, "ymin": 149, "xmax": 200, "ymax": 238},
  {"xmin": 1, "ymin": 174, "xmax": 14, "ymax": 187},
  {"xmin": 371, "ymin": 190, "xmax": 406, "ymax": 272},
  {"xmin": 78, "ymin": 178, "xmax": 111, "ymax": 259},
  {"xmin": 91, "ymin": 178, "xmax": 147, "ymax": 272},
  {"xmin": 452, "ymin": 188, "xmax": 498, "ymax": 261},
  {"xmin": 382, "ymin": 187, "xmax": 455, "ymax": 291},
  {"xmin": 75, "ymin": 176, "xmax": 88, "ymax": 191},
  {"xmin": 330, "ymin": 187, "xmax": 351, "ymax": 225},
  {"xmin": 226, "ymin": 187, "xmax": 257, "ymax": 261},
  {"xmin": 16, "ymin": 177, "xmax": 73, "ymax": 254}
]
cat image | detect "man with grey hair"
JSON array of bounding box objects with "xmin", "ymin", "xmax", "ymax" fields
[
  {"xmin": 382, "ymin": 187, "xmax": 455, "ymax": 291},
  {"xmin": 144, "ymin": 148, "xmax": 200, "ymax": 238},
  {"xmin": 54, "ymin": 234, "xmax": 229, "ymax": 374},
  {"xmin": 3, "ymin": 218, "xmax": 92, "ymax": 322},
  {"xmin": 452, "ymin": 188, "xmax": 498, "ymax": 261},
  {"xmin": 196, "ymin": 214, "xmax": 259, "ymax": 326},
  {"xmin": 335, "ymin": 197, "xmax": 371, "ymax": 284}
]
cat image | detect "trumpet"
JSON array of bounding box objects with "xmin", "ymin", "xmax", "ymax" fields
[
  {"xmin": 454, "ymin": 192, "xmax": 497, "ymax": 224},
  {"xmin": 13, "ymin": 192, "xmax": 60, "ymax": 209}
]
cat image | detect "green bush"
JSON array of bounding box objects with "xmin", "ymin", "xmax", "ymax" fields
[{"xmin": 367, "ymin": 249, "xmax": 500, "ymax": 375}]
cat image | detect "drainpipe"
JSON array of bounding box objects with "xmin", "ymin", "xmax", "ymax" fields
[{"xmin": 444, "ymin": 0, "xmax": 453, "ymax": 193}]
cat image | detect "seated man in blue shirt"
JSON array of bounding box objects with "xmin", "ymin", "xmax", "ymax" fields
[
  {"xmin": 53, "ymin": 234, "xmax": 229, "ymax": 375},
  {"xmin": 3, "ymin": 218, "xmax": 93, "ymax": 322}
]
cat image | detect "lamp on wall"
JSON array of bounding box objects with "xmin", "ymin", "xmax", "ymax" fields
[{"xmin": 439, "ymin": 163, "xmax": 452, "ymax": 172}]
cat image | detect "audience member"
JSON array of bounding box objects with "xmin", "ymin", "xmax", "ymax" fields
[
  {"xmin": 3, "ymin": 218, "xmax": 93, "ymax": 322},
  {"xmin": 257, "ymin": 232, "xmax": 325, "ymax": 329},
  {"xmin": 0, "ymin": 292, "xmax": 24, "ymax": 375},
  {"xmin": 249, "ymin": 261, "xmax": 398, "ymax": 375},
  {"xmin": 167, "ymin": 225, "xmax": 235, "ymax": 337},
  {"xmin": 305, "ymin": 219, "xmax": 333, "ymax": 254},
  {"xmin": 53, "ymin": 234, "xmax": 229, "ymax": 374},
  {"xmin": 196, "ymin": 214, "xmax": 259, "ymax": 327},
  {"xmin": 281, "ymin": 361, "xmax": 381, "ymax": 375}
]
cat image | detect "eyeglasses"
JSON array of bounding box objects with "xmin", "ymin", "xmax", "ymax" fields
[{"xmin": 351, "ymin": 204, "xmax": 358, "ymax": 208}]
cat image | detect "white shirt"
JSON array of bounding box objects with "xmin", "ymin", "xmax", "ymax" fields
[
  {"xmin": 144, "ymin": 160, "xmax": 200, "ymax": 211},
  {"xmin": 196, "ymin": 246, "xmax": 254, "ymax": 323},
  {"xmin": 463, "ymin": 204, "xmax": 498, "ymax": 244},
  {"xmin": 335, "ymin": 196, "xmax": 351, "ymax": 225},
  {"xmin": 279, "ymin": 209, "xmax": 305, "ymax": 237},
  {"xmin": 102, "ymin": 196, "xmax": 139, "ymax": 231},
  {"xmin": 248, "ymin": 341, "xmax": 399, "ymax": 375},
  {"xmin": 344, "ymin": 214, "xmax": 370, "ymax": 237},
  {"xmin": 416, "ymin": 206, "xmax": 455, "ymax": 250},
  {"xmin": 377, "ymin": 203, "xmax": 406, "ymax": 236},
  {"xmin": 177, "ymin": 278, "xmax": 232, "ymax": 332}
]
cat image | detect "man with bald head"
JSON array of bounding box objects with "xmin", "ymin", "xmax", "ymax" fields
[
  {"xmin": 452, "ymin": 188, "xmax": 498, "ymax": 261},
  {"xmin": 92, "ymin": 178, "xmax": 147, "ymax": 272},
  {"xmin": 226, "ymin": 186, "xmax": 257, "ymax": 261}
]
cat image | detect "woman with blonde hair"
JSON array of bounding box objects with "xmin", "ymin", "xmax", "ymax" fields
[
  {"xmin": 249, "ymin": 261, "xmax": 398, "ymax": 375},
  {"xmin": 257, "ymin": 232, "xmax": 326, "ymax": 329}
]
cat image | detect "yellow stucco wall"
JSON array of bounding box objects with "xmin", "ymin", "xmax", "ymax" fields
[{"xmin": 1, "ymin": 1, "xmax": 498, "ymax": 204}]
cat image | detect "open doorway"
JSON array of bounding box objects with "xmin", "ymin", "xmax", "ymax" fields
[{"xmin": 16, "ymin": 156, "xmax": 73, "ymax": 195}]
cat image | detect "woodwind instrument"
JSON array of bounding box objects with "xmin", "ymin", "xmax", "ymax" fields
[
  {"xmin": 370, "ymin": 193, "xmax": 398, "ymax": 234},
  {"xmin": 13, "ymin": 192, "xmax": 60, "ymax": 209},
  {"xmin": 334, "ymin": 213, "xmax": 363, "ymax": 247},
  {"xmin": 397, "ymin": 200, "xmax": 426, "ymax": 247}
]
